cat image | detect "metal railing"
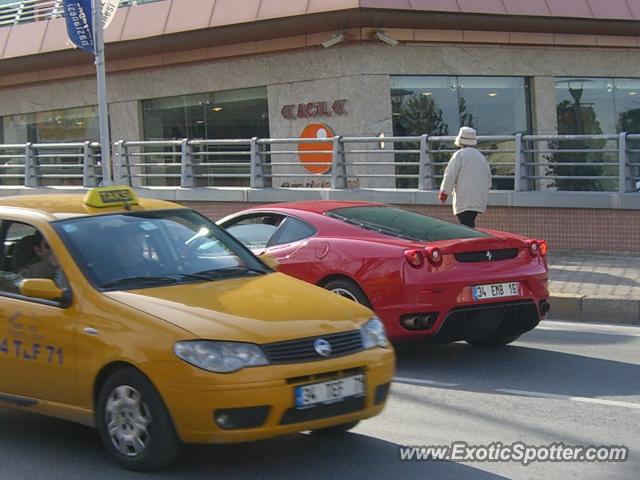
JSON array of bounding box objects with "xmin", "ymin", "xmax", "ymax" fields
[
  {"xmin": 0, "ymin": 134, "xmax": 639, "ymax": 193},
  {"xmin": 0, "ymin": 141, "xmax": 102, "ymax": 186},
  {"xmin": 0, "ymin": 0, "xmax": 157, "ymax": 26}
]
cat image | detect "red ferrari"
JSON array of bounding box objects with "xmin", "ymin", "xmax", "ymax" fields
[{"xmin": 218, "ymin": 201, "xmax": 549, "ymax": 345}]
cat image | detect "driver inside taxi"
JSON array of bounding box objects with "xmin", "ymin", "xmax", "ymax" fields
[{"xmin": 20, "ymin": 231, "xmax": 61, "ymax": 282}]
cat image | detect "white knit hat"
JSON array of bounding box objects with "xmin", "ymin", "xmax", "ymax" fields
[{"xmin": 454, "ymin": 126, "xmax": 477, "ymax": 147}]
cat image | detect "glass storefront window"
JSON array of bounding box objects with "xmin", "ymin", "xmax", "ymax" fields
[
  {"xmin": 141, "ymin": 87, "xmax": 269, "ymax": 187},
  {"xmin": 391, "ymin": 76, "xmax": 530, "ymax": 189},
  {"xmin": 0, "ymin": 106, "xmax": 100, "ymax": 187},
  {"xmin": 554, "ymin": 77, "xmax": 639, "ymax": 191}
]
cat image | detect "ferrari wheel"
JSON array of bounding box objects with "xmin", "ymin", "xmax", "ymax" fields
[
  {"xmin": 322, "ymin": 278, "xmax": 372, "ymax": 308},
  {"xmin": 466, "ymin": 333, "xmax": 521, "ymax": 347},
  {"xmin": 313, "ymin": 420, "xmax": 360, "ymax": 435},
  {"xmin": 96, "ymin": 367, "xmax": 180, "ymax": 471}
]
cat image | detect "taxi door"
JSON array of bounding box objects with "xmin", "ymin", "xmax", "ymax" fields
[{"xmin": 0, "ymin": 222, "xmax": 78, "ymax": 406}]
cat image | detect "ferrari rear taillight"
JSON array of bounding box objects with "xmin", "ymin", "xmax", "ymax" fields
[
  {"xmin": 404, "ymin": 249, "xmax": 424, "ymax": 268},
  {"xmin": 425, "ymin": 247, "xmax": 443, "ymax": 267},
  {"xmin": 527, "ymin": 239, "xmax": 548, "ymax": 257},
  {"xmin": 539, "ymin": 240, "xmax": 548, "ymax": 257}
]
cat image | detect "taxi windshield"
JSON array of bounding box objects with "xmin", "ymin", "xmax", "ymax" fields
[{"xmin": 53, "ymin": 208, "xmax": 270, "ymax": 290}]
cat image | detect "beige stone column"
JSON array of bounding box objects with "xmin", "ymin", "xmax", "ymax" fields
[
  {"xmin": 529, "ymin": 76, "xmax": 558, "ymax": 190},
  {"xmin": 267, "ymin": 74, "xmax": 395, "ymax": 189},
  {"xmin": 109, "ymin": 100, "xmax": 142, "ymax": 141}
]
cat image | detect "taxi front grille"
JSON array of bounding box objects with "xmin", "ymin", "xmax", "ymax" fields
[
  {"xmin": 263, "ymin": 331, "xmax": 363, "ymax": 364},
  {"xmin": 280, "ymin": 397, "xmax": 365, "ymax": 425}
]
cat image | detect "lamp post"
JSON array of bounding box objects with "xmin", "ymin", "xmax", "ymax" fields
[{"xmin": 92, "ymin": 0, "xmax": 113, "ymax": 185}]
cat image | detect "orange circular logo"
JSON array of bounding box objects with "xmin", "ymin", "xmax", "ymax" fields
[{"xmin": 298, "ymin": 123, "xmax": 334, "ymax": 174}]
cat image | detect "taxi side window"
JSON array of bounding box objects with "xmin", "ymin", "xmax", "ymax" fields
[{"xmin": 0, "ymin": 222, "xmax": 67, "ymax": 297}]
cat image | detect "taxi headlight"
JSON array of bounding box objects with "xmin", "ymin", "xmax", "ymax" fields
[
  {"xmin": 174, "ymin": 341, "xmax": 269, "ymax": 373},
  {"xmin": 360, "ymin": 317, "xmax": 389, "ymax": 349}
]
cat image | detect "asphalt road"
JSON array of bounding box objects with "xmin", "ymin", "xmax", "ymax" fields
[{"xmin": 0, "ymin": 319, "xmax": 638, "ymax": 479}]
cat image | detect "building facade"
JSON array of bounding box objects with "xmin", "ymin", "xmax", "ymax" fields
[{"xmin": 0, "ymin": 0, "xmax": 638, "ymax": 251}]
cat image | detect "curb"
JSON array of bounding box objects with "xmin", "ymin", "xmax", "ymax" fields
[{"xmin": 548, "ymin": 294, "xmax": 640, "ymax": 325}]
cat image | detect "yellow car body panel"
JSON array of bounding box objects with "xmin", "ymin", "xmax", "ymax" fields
[{"xmin": 0, "ymin": 189, "xmax": 395, "ymax": 448}]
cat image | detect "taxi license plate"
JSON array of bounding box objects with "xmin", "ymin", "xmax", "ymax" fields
[
  {"xmin": 295, "ymin": 374, "xmax": 365, "ymax": 409},
  {"xmin": 472, "ymin": 282, "xmax": 519, "ymax": 301}
]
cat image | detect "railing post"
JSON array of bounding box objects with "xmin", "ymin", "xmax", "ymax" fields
[
  {"xmin": 418, "ymin": 134, "xmax": 432, "ymax": 190},
  {"xmin": 514, "ymin": 133, "xmax": 526, "ymax": 191},
  {"xmin": 52, "ymin": 0, "xmax": 63, "ymax": 17},
  {"xmin": 82, "ymin": 140, "xmax": 97, "ymax": 187},
  {"xmin": 24, "ymin": 142, "xmax": 37, "ymax": 187},
  {"xmin": 619, "ymin": 132, "xmax": 631, "ymax": 193},
  {"xmin": 14, "ymin": 2, "xmax": 24, "ymax": 24},
  {"xmin": 250, "ymin": 137, "xmax": 265, "ymax": 188},
  {"xmin": 180, "ymin": 138, "xmax": 194, "ymax": 187},
  {"xmin": 331, "ymin": 136, "xmax": 347, "ymax": 189},
  {"xmin": 113, "ymin": 140, "xmax": 127, "ymax": 185}
]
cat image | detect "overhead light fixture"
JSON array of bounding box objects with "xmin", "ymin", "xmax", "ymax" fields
[
  {"xmin": 211, "ymin": 107, "xmax": 223, "ymax": 112},
  {"xmin": 375, "ymin": 30, "xmax": 399, "ymax": 46},
  {"xmin": 629, "ymin": 91, "xmax": 637, "ymax": 96},
  {"xmin": 321, "ymin": 31, "xmax": 344, "ymax": 48},
  {"xmin": 488, "ymin": 92, "xmax": 498, "ymax": 97},
  {"xmin": 422, "ymin": 92, "xmax": 432, "ymax": 96}
]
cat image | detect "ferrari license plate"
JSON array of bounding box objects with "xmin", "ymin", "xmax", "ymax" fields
[
  {"xmin": 472, "ymin": 282, "xmax": 519, "ymax": 301},
  {"xmin": 295, "ymin": 374, "xmax": 365, "ymax": 409}
]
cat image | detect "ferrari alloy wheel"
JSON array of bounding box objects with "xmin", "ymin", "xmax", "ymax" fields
[
  {"xmin": 322, "ymin": 278, "xmax": 372, "ymax": 308},
  {"xmin": 96, "ymin": 368, "xmax": 180, "ymax": 471}
]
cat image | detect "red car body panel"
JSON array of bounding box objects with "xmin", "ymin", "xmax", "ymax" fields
[{"xmin": 218, "ymin": 201, "xmax": 549, "ymax": 342}]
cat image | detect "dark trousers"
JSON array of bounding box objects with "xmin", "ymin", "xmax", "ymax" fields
[{"xmin": 457, "ymin": 210, "xmax": 479, "ymax": 228}]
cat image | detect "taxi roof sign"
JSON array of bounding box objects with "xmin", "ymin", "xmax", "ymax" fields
[{"xmin": 84, "ymin": 186, "xmax": 139, "ymax": 208}]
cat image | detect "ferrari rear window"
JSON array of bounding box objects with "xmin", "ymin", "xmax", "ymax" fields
[{"xmin": 326, "ymin": 206, "xmax": 490, "ymax": 241}]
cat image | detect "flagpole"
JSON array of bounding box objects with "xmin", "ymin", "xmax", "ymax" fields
[{"xmin": 92, "ymin": 0, "xmax": 113, "ymax": 185}]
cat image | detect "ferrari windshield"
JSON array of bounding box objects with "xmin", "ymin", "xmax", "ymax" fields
[
  {"xmin": 326, "ymin": 206, "xmax": 490, "ymax": 241},
  {"xmin": 53, "ymin": 209, "xmax": 270, "ymax": 290}
]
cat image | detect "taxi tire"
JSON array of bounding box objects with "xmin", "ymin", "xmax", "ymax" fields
[
  {"xmin": 313, "ymin": 420, "xmax": 360, "ymax": 435},
  {"xmin": 322, "ymin": 278, "xmax": 372, "ymax": 308},
  {"xmin": 96, "ymin": 368, "xmax": 181, "ymax": 472},
  {"xmin": 465, "ymin": 333, "xmax": 521, "ymax": 347}
]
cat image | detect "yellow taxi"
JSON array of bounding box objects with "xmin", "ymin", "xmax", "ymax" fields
[{"xmin": 0, "ymin": 186, "xmax": 395, "ymax": 471}]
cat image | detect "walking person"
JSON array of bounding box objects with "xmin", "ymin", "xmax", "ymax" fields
[{"xmin": 439, "ymin": 127, "xmax": 491, "ymax": 228}]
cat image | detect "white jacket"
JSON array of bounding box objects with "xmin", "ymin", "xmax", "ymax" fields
[{"xmin": 440, "ymin": 147, "xmax": 491, "ymax": 215}]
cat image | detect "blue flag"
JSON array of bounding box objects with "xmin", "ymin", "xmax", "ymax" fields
[{"xmin": 63, "ymin": 0, "xmax": 95, "ymax": 55}]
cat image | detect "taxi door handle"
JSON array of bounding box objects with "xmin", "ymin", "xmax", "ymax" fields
[{"xmin": 83, "ymin": 327, "xmax": 99, "ymax": 335}]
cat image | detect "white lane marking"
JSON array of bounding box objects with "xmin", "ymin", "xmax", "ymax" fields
[
  {"xmin": 538, "ymin": 321, "xmax": 640, "ymax": 337},
  {"xmin": 495, "ymin": 388, "xmax": 640, "ymax": 411},
  {"xmin": 394, "ymin": 378, "xmax": 640, "ymax": 411},
  {"xmin": 394, "ymin": 376, "xmax": 459, "ymax": 388}
]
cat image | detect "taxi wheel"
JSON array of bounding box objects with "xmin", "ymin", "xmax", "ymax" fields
[
  {"xmin": 96, "ymin": 368, "xmax": 181, "ymax": 471},
  {"xmin": 322, "ymin": 278, "xmax": 372, "ymax": 308},
  {"xmin": 466, "ymin": 333, "xmax": 521, "ymax": 347},
  {"xmin": 313, "ymin": 420, "xmax": 360, "ymax": 435}
]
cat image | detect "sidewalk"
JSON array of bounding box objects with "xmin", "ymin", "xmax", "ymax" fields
[{"xmin": 547, "ymin": 252, "xmax": 640, "ymax": 324}]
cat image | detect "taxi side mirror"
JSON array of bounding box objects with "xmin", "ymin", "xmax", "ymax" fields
[
  {"xmin": 19, "ymin": 278, "xmax": 64, "ymax": 301},
  {"xmin": 259, "ymin": 253, "xmax": 279, "ymax": 271}
]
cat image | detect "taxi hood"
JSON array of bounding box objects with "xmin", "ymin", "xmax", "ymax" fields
[{"xmin": 103, "ymin": 272, "xmax": 373, "ymax": 343}]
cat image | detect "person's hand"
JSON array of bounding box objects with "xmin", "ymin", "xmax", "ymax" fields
[{"xmin": 438, "ymin": 191, "xmax": 448, "ymax": 203}]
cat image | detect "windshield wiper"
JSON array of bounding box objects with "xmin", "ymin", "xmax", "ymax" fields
[
  {"xmin": 187, "ymin": 266, "xmax": 267, "ymax": 280},
  {"xmin": 101, "ymin": 276, "xmax": 178, "ymax": 288}
]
